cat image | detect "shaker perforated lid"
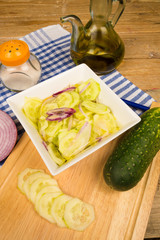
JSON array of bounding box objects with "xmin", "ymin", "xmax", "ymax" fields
[{"xmin": 0, "ymin": 40, "xmax": 30, "ymax": 66}]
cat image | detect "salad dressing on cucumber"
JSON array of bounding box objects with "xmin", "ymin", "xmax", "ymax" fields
[{"xmin": 22, "ymin": 78, "xmax": 120, "ymax": 166}]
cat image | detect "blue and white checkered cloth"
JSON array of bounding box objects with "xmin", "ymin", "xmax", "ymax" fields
[{"xmin": 0, "ymin": 24, "xmax": 154, "ymax": 166}]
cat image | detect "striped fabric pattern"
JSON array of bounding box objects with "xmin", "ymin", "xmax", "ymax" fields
[{"xmin": 0, "ymin": 24, "xmax": 154, "ymax": 166}]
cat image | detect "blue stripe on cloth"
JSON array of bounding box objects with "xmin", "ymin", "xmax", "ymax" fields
[
  {"xmin": 103, "ymin": 72, "xmax": 122, "ymax": 85},
  {"xmin": 40, "ymin": 28, "xmax": 53, "ymax": 42},
  {"xmin": 40, "ymin": 58, "xmax": 74, "ymax": 80},
  {"xmin": 101, "ymin": 69, "xmax": 118, "ymax": 80},
  {"xmin": 28, "ymin": 32, "xmax": 41, "ymax": 47},
  {"xmin": 36, "ymin": 43, "xmax": 71, "ymax": 62},
  {"xmin": 139, "ymin": 94, "xmax": 153, "ymax": 105},
  {"xmin": 110, "ymin": 78, "xmax": 131, "ymax": 91},
  {"xmin": 114, "ymin": 82, "xmax": 134, "ymax": 95},
  {"xmin": 119, "ymin": 86, "xmax": 139, "ymax": 99},
  {"xmin": 0, "ymin": 25, "xmax": 155, "ymax": 167},
  {"xmin": 130, "ymin": 90, "xmax": 147, "ymax": 102},
  {"xmin": 34, "ymin": 31, "xmax": 47, "ymax": 45},
  {"xmin": 29, "ymin": 34, "xmax": 71, "ymax": 52},
  {"xmin": 22, "ymin": 36, "xmax": 35, "ymax": 50}
]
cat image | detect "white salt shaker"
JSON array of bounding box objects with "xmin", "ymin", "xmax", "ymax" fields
[{"xmin": 0, "ymin": 40, "xmax": 41, "ymax": 92}]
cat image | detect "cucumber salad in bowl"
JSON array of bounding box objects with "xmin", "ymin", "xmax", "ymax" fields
[{"xmin": 22, "ymin": 78, "xmax": 120, "ymax": 166}]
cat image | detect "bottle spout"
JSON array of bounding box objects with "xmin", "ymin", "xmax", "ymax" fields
[
  {"xmin": 60, "ymin": 14, "xmax": 84, "ymax": 29},
  {"xmin": 60, "ymin": 15, "xmax": 85, "ymax": 44}
]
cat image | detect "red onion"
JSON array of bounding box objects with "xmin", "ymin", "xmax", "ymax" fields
[
  {"xmin": 79, "ymin": 121, "xmax": 89, "ymax": 132},
  {"xmin": 47, "ymin": 107, "xmax": 75, "ymax": 116},
  {"xmin": 46, "ymin": 113, "xmax": 70, "ymax": 121},
  {"xmin": 0, "ymin": 110, "xmax": 17, "ymax": 161},
  {"xmin": 42, "ymin": 141, "xmax": 48, "ymax": 151},
  {"xmin": 40, "ymin": 96, "xmax": 56, "ymax": 111},
  {"xmin": 78, "ymin": 104, "xmax": 88, "ymax": 119},
  {"xmin": 79, "ymin": 82, "xmax": 90, "ymax": 94},
  {"xmin": 46, "ymin": 107, "xmax": 76, "ymax": 121},
  {"xmin": 75, "ymin": 121, "xmax": 90, "ymax": 140},
  {"xmin": 96, "ymin": 137, "xmax": 103, "ymax": 142},
  {"xmin": 52, "ymin": 87, "xmax": 76, "ymax": 97}
]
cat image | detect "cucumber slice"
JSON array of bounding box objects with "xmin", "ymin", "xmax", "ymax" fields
[
  {"xmin": 70, "ymin": 91, "xmax": 80, "ymax": 108},
  {"xmin": 64, "ymin": 198, "xmax": 95, "ymax": 231},
  {"xmin": 35, "ymin": 185, "xmax": 62, "ymax": 211},
  {"xmin": 22, "ymin": 97, "xmax": 42, "ymax": 124},
  {"xmin": 43, "ymin": 121, "xmax": 62, "ymax": 143},
  {"xmin": 23, "ymin": 172, "xmax": 51, "ymax": 199},
  {"xmin": 51, "ymin": 194, "xmax": 73, "ymax": 228},
  {"xmin": 47, "ymin": 143, "xmax": 65, "ymax": 165},
  {"xmin": 56, "ymin": 92, "xmax": 73, "ymax": 108},
  {"xmin": 17, "ymin": 168, "xmax": 44, "ymax": 193},
  {"xmin": 36, "ymin": 192, "xmax": 63, "ymax": 223},
  {"xmin": 29, "ymin": 178, "xmax": 58, "ymax": 203},
  {"xmin": 59, "ymin": 122, "xmax": 91, "ymax": 160},
  {"xmin": 82, "ymin": 100, "xmax": 108, "ymax": 114},
  {"xmin": 78, "ymin": 78, "xmax": 100, "ymax": 101},
  {"xmin": 40, "ymin": 97, "xmax": 58, "ymax": 117},
  {"xmin": 38, "ymin": 117, "xmax": 48, "ymax": 138},
  {"xmin": 92, "ymin": 113, "xmax": 119, "ymax": 137}
]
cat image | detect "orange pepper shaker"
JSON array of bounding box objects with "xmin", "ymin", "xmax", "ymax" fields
[{"xmin": 0, "ymin": 40, "xmax": 41, "ymax": 92}]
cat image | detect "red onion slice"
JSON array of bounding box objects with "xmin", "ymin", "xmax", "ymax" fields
[
  {"xmin": 75, "ymin": 121, "xmax": 90, "ymax": 140},
  {"xmin": 0, "ymin": 110, "xmax": 17, "ymax": 161},
  {"xmin": 78, "ymin": 104, "xmax": 88, "ymax": 119},
  {"xmin": 96, "ymin": 137, "xmax": 103, "ymax": 142},
  {"xmin": 42, "ymin": 141, "xmax": 48, "ymax": 151},
  {"xmin": 52, "ymin": 87, "xmax": 76, "ymax": 97},
  {"xmin": 46, "ymin": 113, "xmax": 71, "ymax": 121},
  {"xmin": 46, "ymin": 108, "xmax": 76, "ymax": 121},
  {"xmin": 79, "ymin": 82, "xmax": 90, "ymax": 94},
  {"xmin": 47, "ymin": 107, "xmax": 75, "ymax": 116},
  {"xmin": 41, "ymin": 96, "xmax": 55, "ymax": 107}
]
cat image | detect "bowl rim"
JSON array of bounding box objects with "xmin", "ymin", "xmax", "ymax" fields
[{"xmin": 7, "ymin": 64, "xmax": 141, "ymax": 175}]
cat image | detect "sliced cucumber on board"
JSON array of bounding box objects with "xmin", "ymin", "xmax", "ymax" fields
[
  {"xmin": 51, "ymin": 194, "xmax": 73, "ymax": 227},
  {"xmin": 37, "ymin": 192, "xmax": 63, "ymax": 223},
  {"xmin": 64, "ymin": 198, "xmax": 95, "ymax": 231},
  {"xmin": 23, "ymin": 172, "xmax": 51, "ymax": 198},
  {"xmin": 35, "ymin": 185, "xmax": 62, "ymax": 212},
  {"xmin": 29, "ymin": 178, "xmax": 58, "ymax": 203},
  {"xmin": 18, "ymin": 168, "xmax": 95, "ymax": 231},
  {"xmin": 17, "ymin": 168, "xmax": 44, "ymax": 193}
]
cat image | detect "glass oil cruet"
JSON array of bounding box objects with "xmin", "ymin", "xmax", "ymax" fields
[{"xmin": 61, "ymin": 0, "xmax": 126, "ymax": 75}]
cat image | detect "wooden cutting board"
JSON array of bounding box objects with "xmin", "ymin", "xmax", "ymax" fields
[{"xmin": 0, "ymin": 103, "xmax": 160, "ymax": 240}]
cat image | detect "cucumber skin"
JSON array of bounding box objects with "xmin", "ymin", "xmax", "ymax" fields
[{"xmin": 103, "ymin": 107, "xmax": 160, "ymax": 191}]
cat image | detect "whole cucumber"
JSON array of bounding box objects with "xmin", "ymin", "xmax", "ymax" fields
[{"xmin": 103, "ymin": 107, "xmax": 160, "ymax": 191}]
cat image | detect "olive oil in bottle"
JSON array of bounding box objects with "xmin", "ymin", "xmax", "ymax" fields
[
  {"xmin": 71, "ymin": 22, "xmax": 125, "ymax": 75},
  {"xmin": 61, "ymin": 0, "xmax": 126, "ymax": 75}
]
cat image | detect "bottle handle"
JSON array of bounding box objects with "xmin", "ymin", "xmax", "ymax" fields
[{"xmin": 111, "ymin": 0, "xmax": 126, "ymax": 27}]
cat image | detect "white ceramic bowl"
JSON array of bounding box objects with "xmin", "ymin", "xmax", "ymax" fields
[{"xmin": 7, "ymin": 64, "xmax": 141, "ymax": 175}]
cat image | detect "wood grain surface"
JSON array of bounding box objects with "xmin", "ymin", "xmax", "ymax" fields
[
  {"xmin": 0, "ymin": 0, "xmax": 160, "ymax": 239},
  {"xmin": 0, "ymin": 104, "xmax": 160, "ymax": 240}
]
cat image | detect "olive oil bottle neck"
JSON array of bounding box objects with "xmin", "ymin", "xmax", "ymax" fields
[{"xmin": 90, "ymin": 0, "xmax": 112, "ymax": 23}]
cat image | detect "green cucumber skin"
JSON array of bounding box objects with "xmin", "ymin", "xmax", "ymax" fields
[{"xmin": 103, "ymin": 107, "xmax": 160, "ymax": 191}]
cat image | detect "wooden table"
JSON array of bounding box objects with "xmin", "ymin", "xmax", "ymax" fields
[{"xmin": 0, "ymin": 0, "xmax": 159, "ymax": 239}]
